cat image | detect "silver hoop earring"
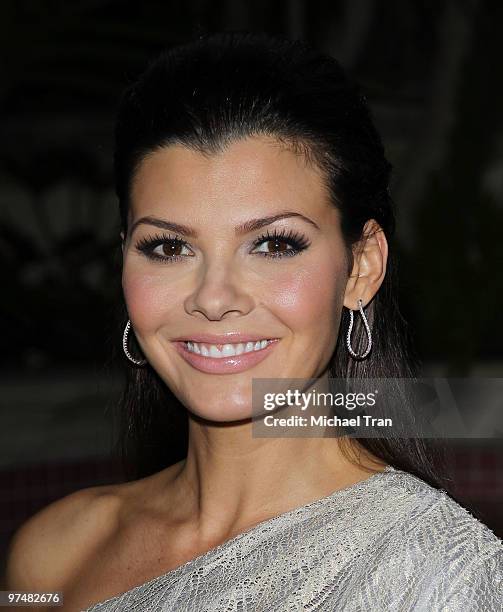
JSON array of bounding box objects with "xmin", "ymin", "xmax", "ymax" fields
[
  {"xmin": 346, "ymin": 298, "xmax": 372, "ymax": 359},
  {"xmin": 123, "ymin": 319, "xmax": 147, "ymax": 366}
]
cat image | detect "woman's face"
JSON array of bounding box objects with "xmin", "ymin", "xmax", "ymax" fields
[{"xmin": 122, "ymin": 135, "xmax": 349, "ymax": 422}]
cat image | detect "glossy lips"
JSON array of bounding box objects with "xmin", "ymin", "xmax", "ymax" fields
[{"xmin": 173, "ymin": 339, "xmax": 280, "ymax": 374}]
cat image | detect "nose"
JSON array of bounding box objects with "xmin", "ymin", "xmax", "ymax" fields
[{"xmin": 184, "ymin": 259, "xmax": 255, "ymax": 321}]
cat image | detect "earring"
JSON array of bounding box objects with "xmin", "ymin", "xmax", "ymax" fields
[
  {"xmin": 122, "ymin": 319, "xmax": 147, "ymax": 366},
  {"xmin": 346, "ymin": 298, "xmax": 372, "ymax": 359}
]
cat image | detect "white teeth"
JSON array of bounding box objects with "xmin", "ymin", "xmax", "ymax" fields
[
  {"xmin": 221, "ymin": 344, "xmax": 236, "ymax": 357},
  {"xmin": 209, "ymin": 345, "xmax": 221, "ymax": 358},
  {"xmin": 184, "ymin": 339, "xmax": 274, "ymax": 358}
]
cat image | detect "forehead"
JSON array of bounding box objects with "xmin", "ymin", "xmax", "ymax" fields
[{"xmin": 130, "ymin": 135, "xmax": 332, "ymax": 222}]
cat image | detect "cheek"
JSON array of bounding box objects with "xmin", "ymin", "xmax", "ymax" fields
[
  {"xmin": 122, "ymin": 266, "xmax": 181, "ymax": 333},
  {"xmin": 264, "ymin": 258, "xmax": 343, "ymax": 329}
]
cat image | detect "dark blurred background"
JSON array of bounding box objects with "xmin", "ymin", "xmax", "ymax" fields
[{"xmin": 1, "ymin": 0, "xmax": 502, "ymax": 574}]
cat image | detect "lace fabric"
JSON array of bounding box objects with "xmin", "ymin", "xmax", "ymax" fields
[{"xmin": 83, "ymin": 465, "xmax": 503, "ymax": 611}]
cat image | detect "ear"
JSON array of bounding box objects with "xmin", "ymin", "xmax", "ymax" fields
[
  {"xmin": 120, "ymin": 231, "xmax": 125, "ymax": 253},
  {"xmin": 343, "ymin": 219, "xmax": 388, "ymax": 310}
]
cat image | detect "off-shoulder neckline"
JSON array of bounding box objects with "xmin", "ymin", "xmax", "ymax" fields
[{"xmin": 84, "ymin": 464, "xmax": 396, "ymax": 610}]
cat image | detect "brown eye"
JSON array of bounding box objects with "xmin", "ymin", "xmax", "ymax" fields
[
  {"xmin": 265, "ymin": 238, "xmax": 291, "ymax": 254},
  {"xmin": 162, "ymin": 242, "xmax": 185, "ymax": 257},
  {"xmin": 135, "ymin": 233, "xmax": 193, "ymax": 263},
  {"xmin": 153, "ymin": 240, "xmax": 192, "ymax": 259},
  {"xmin": 251, "ymin": 229, "xmax": 310, "ymax": 259}
]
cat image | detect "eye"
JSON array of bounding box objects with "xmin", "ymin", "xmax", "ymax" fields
[
  {"xmin": 135, "ymin": 233, "xmax": 193, "ymax": 263},
  {"xmin": 251, "ymin": 228, "xmax": 311, "ymax": 259}
]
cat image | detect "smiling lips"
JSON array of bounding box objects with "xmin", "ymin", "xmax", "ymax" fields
[{"xmin": 173, "ymin": 338, "xmax": 280, "ymax": 374}]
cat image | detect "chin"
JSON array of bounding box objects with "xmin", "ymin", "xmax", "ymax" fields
[{"xmin": 189, "ymin": 403, "xmax": 253, "ymax": 424}]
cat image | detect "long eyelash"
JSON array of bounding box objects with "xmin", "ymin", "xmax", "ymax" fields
[
  {"xmin": 134, "ymin": 228, "xmax": 311, "ymax": 263},
  {"xmin": 252, "ymin": 228, "xmax": 311, "ymax": 258},
  {"xmin": 135, "ymin": 232, "xmax": 189, "ymax": 262}
]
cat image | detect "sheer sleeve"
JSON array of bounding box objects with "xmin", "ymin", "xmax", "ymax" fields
[{"xmin": 421, "ymin": 545, "xmax": 503, "ymax": 611}]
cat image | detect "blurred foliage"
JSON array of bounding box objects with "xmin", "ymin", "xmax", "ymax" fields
[
  {"xmin": 407, "ymin": 0, "xmax": 503, "ymax": 374},
  {"xmin": 1, "ymin": 222, "xmax": 120, "ymax": 368}
]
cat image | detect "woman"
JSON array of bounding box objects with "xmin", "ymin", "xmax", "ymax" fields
[{"xmin": 5, "ymin": 31, "xmax": 502, "ymax": 611}]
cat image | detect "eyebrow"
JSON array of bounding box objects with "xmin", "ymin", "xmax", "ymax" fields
[{"xmin": 129, "ymin": 211, "xmax": 321, "ymax": 238}]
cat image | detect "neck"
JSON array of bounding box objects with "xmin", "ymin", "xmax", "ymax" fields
[{"xmin": 157, "ymin": 375, "xmax": 386, "ymax": 544}]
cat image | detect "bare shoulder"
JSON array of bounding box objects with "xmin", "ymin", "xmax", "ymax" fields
[
  {"xmin": 3, "ymin": 483, "xmax": 122, "ymax": 593},
  {"xmin": 3, "ymin": 463, "xmax": 183, "ymax": 611}
]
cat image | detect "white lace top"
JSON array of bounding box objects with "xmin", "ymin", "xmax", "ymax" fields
[{"xmin": 83, "ymin": 465, "xmax": 503, "ymax": 611}]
